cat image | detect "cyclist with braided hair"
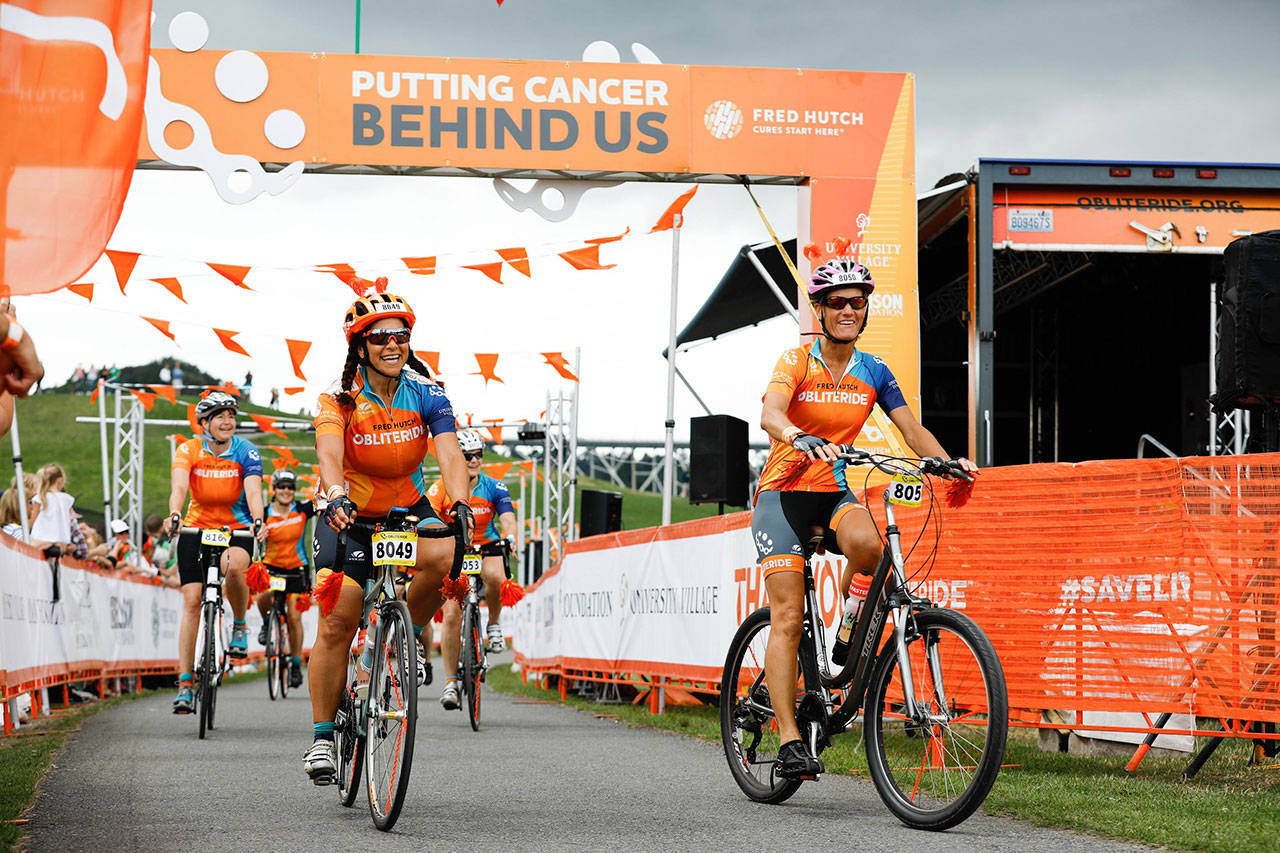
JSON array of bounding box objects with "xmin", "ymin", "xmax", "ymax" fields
[
  {"xmin": 752, "ymin": 259, "xmax": 976, "ymax": 778},
  {"xmin": 303, "ymin": 284, "xmax": 475, "ymax": 783}
]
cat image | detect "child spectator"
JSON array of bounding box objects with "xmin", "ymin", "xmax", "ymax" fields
[
  {"xmin": 0, "ymin": 473, "xmax": 51, "ymax": 550},
  {"xmin": 30, "ymin": 463, "xmax": 75, "ymax": 553}
]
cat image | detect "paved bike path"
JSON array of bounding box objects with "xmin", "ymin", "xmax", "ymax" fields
[{"xmin": 26, "ymin": 663, "xmax": 1149, "ymax": 852}]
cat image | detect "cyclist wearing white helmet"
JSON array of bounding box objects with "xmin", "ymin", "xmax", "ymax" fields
[
  {"xmin": 426, "ymin": 428, "xmax": 517, "ymax": 710},
  {"xmin": 163, "ymin": 390, "xmax": 266, "ymax": 714},
  {"xmin": 752, "ymin": 257, "xmax": 976, "ymax": 778}
]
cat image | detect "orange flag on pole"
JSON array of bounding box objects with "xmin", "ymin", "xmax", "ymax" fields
[
  {"xmin": 250, "ymin": 414, "xmax": 288, "ymax": 439},
  {"xmin": 403, "ymin": 256, "xmax": 436, "ymax": 275},
  {"xmin": 541, "ymin": 352, "xmax": 579, "ymax": 381},
  {"xmin": 650, "ymin": 186, "xmax": 698, "ymax": 232},
  {"xmin": 186, "ymin": 404, "xmax": 204, "ymax": 435},
  {"xmin": 559, "ymin": 244, "xmax": 615, "ymax": 271},
  {"xmin": 143, "ymin": 317, "xmax": 176, "ymax": 342},
  {"xmin": 285, "ymin": 339, "xmax": 311, "ymax": 381},
  {"xmin": 212, "ymin": 328, "xmax": 250, "ymax": 357},
  {"xmin": 127, "ymin": 388, "xmax": 157, "ymax": 411},
  {"xmin": 473, "ymin": 354, "xmax": 503, "ymax": 385},
  {"xmin": 148, "ymin": 384, "xmax": 177, "ymax": 405},
  {"xmin": 105, "ymin": 250, "xmax": 140, "ymax": 294},
  {"xmin": 208, "ymin": 263, "xmax": 252, "ymax": 290},
  {"xmin": 496, "ymin": 248, "xmax": 531, "ymax": 277},
  {"xmin": 150, "ymin": 277, "xmax": 186, "ymax": 302},
  {"xmin": 463, "ymin": 262, "xmax": 504, "ymax": 284},
  {"xmin": 66, "ymin": 282, "xmax": 95, "ymax": 301}
]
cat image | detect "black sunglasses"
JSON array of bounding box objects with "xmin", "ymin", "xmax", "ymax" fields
[
  {"xmin": 463, "ymin": 451, "xmax": 484, "ymax": 461},
  {"xmin": 365, "ymin": 328, "xmax": 411, "ymax": 346},
  {"xmin": 822, "ymin": 295, "xmax": 868, "ymax": 310}
]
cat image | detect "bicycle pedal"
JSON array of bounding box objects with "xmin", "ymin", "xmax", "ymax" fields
[
  {"xmin": 799, "ymin": 774, "xmax": 820, "ymax": 782},
  {"xmin": 310, "ymin": 773, "xmax": 336, "ymax": 787}
]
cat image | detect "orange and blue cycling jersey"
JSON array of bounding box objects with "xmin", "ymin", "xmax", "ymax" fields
[
  {"xmin": 757, "ymin": 341, "xmax": 906, "ymax": 493},
  {"xmin": 263, "ymin": 500, "xmax": 315, "ymax": 570},
  {"xmin": 314, "ymin": 365, "xmax": 456, "ymax": 517},
  {"xmin": 426, "ymin": 472, "xmax": 514, "ymax": 547},
  {"xmin": 172, "ymin": 436, "xmax": 262, "ymax": 528}
]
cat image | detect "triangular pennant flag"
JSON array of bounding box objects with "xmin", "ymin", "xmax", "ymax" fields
[
  {"xmin": 90, "ymin": 385, "xmax": 101, "ymax": 404},
  {"xmin": 143, "ymin": 317, "xmax": 176, "ymax": 342},
  {"xmin": 414, "ymin": 351, "xmax": 441, "ymax": 376},
  {"xmin": 208, "ymin": 263, "xmax": 253, "ymax": 290},
  {"xmin": 650, "ymin": 186, "xmax": 698, "ymax": 232},
  {"xmin": 472, "ymin": 354, "xmax": 504, "ymax": 385},
  {"xmin": 167, "ymin": 434, "xmax": 190, "ymax": 445},
  {"xmin": 272, "ymin": 456, "xmax": 287, "ymax": 471},
  {"xmin": 485, "ymin": 426, "xmax": 504, "ymax": 444},
  {"xmin": 127, "ymin": 388, "xmax": 157, "ymax": 411},
  {"xmin": 586, "ymin": 227, "xmax": 630, "ymax": 245},
  {"xmin": 105, "ymin": 250, "xmax": 140, "ymax": 294},
  {"xmin": 403, "ymin": 256, "xmax": 437, "ymax": 276},
  {"xmin": 212, "ymin": 328, "xmax": 251, "ymax": 357},
  {"xmin": 66, "ymin": 282, "xmax": 95, "ymax": 301},
  {"xmin": 283, "ymin": 386, "xmax": 306, "ymax": 395},
  {"xmin": 318, "ymin": 263, "xmax": 361, "ymax": 287},
  {"xmin": 148, "ymin": 384, "xmax": 177, "ymax": 405},
  {"xmin": 215, "ymin": 382, "xmax": 242, "ymax": 397},
  {"xmin": 519, "ymin": 461, "xmax": 534, "ymax": 474},
  {"xmin": 462, "ymin": 262, "xmax": 504, "ymax": 285},
  {"xmin": 485, "ymin": 461, "xmax": 513, "ymax": 479},
  {"xmin": 541, "ymin": 352, "xmax": 579, "ymax": 381},
  {"xmin": 267, "ymin": 445, "xmax": 299, "ymax": 466},
  {"xmin": 186, "ymin": 404, "xmax": 204, "ymax": 435},
  {"xmin": 285, "ymin": 339, "xmax": 312, "ymax": 381},
  {"xmin": 250, "ymin": 413, "xmax": 288, "ymax": 439},
  {"xmin": 496, "ymin": 247, "xmax": 531, "ymax": 277},
  {"xmin": 559, "ymin": 244, "xmax": 615, "ymax": 271},
  {"xmin": 150, "ymin": 277, "xmax": 186, "ymax": 302}
]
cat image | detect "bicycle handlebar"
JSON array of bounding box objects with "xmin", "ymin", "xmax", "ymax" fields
[
  {"xmin": 835, "ymin": 446, "xmax": 974, "ymax": 483},
  {"xmin": 333, "ymin": 516, "xmax": 468, "ymax": 579}
]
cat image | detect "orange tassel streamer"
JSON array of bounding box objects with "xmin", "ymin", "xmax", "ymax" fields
[
  {"xmin": 946, "ymin": 476, "xmax": 976, "ymax": 508},
  {"xmin": 440, "ymin": 575, "xmax": 469, "ymax": 604},
  {"xmin": 499, "ymin": 579, "xmax": 525, "ymax": 607},
  {"xmin": 293, "ymin": 592, "xmax": 313, "ymax": 613},
  {"xmin": 314, "ymin": 569, "xmax": 346, "ymax": 615},
  {"xmin": 245, "ymin": 562, "xmax": 271, "ymax": 595}
]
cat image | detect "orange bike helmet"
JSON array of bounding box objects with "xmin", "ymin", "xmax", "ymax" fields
[{"xmin": 343, "ymin": 289, "xmax": 416, "ymax": 342}]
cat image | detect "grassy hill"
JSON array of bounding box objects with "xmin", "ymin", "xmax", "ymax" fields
[{"xmin": 2, "ymin": 392, "xmax": 730, "ymax": 531}]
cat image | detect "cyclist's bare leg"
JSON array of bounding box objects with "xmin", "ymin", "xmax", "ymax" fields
[
  {"xmin": 178, "ymin": 582, "xmax": 202, "ymax": 673},
  {"xmin": 440, "ymin": 600, "xmax": 462, "ymax": 681},
  {"xmin": 254, "ymin": 589, "xmax": 272, "ymax": 620},
  {"xmin": 221, "ymin": 545, "xmax": 251, "ymax": 620},
  {"xmin": 763, "ymin": 570, "xmax": 805, "ymax": 744},
  {"xmin": 834, "ymin": 506, "xmax": 880, "ymax": 593},
  {"xmin": 286, "ymin": 596, "xmax": 304, "ymax": 657},
  {"xmin": 481, "ymin": 555, "xmax": 505, "ymax": 624},
  {"xmin": 307, "ymin": 583, "xmax": 362, "ymax": 724},
  {"xmin": 420, "ymin": 617, "xmax": 433, "ymax": 661}
]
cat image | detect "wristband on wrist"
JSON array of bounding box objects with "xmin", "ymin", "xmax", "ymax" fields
[
  {"xmin": 782, "ymin": 426, "xmax": 802, "ymax": 445},
  {"xmin": 324, "ymin": 484, "xmax": 346, "ymax": 501},
  {"xmin": 1, "ymin": 320, "xmax": 24, "ymax": 352}
]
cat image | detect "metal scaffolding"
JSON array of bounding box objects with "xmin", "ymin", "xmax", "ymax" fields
[
  {"xmin": 542, "ymin": 386, "xmax": 578, "ymax": 566},
  {"xmin": 1208, "ymin": 279, "xmax": 1251, "ymax": 455},
  {"xmin": 110, "ymin": 386, "xmax": 147, "ymax": 547}
]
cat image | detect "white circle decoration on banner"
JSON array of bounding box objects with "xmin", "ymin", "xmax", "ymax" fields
[
  {"xmin": 168, "ymin": 11, "xmax": 209, "ymax": 52},
  {"xmin": 214, "ymin": 50, "xmax": 269, "ymax": 103},
  {"xmin": 264, "ymin": 110, "xmax": 307, "ymax": 149}
]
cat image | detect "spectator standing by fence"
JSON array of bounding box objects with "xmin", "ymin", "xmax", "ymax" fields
[{"xmin": 30, "ymin": 463, "xmax": 74, "ymax": 554}]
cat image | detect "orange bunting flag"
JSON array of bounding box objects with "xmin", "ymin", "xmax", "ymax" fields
[
  {"xmin": 186, "ymin": 404, "xmax": 203, "ymax": 435},
  {"xmin": 267, "ymin": 445, "xmax": 299, "ymax": 466},
  {"xmin": 496, "ymin": 247, "xmax": 531, "ymax": 277},
  {"xmin": 250, "ymin": 413, "xmax": 288, "ymax": 439},
  {"xmin": 463, "ymin": 262, "xmax": 504, "ymax": 284},
  {"xmin": 586, "ymin": 227, "xmax": 630, "ymax": 245},
  {"xmin": 167, "ymin": 434, "xmax": 189, "ymax": 445},
  {"xmin": 541, "ymin": 352, "xmax": 579, "ymax": 381},
  {"xmin": 206, "ymin": 382, "xmax": 241, "ymax": 397},
  {"xmin": 147, "ymin": 384, "xmax": 177, "ymax": 405},
  {"xmin": 519, "ymin": 461, "xmax": 535, "ymax": 475},
  {"xmin": 650, "ymin": 186, "xmax": 698, "ymax": 232},
  {"xmin": 66, "ymin": 282, "xmax": 95, "ymax": 301},
  {"xmin": 212, "ymin": 328, "xmax": 250, "ymax": 357},
  {"xmin": 558, "ymin": 244, "xmax": 615, "ymax": 271},
  {"xmin": 485, "ymin": 426, "xmax": 503, "ymax": 444},
  {"xmin": 105, "ymin": 250, "xmax": 140, "ymax": 294},
  {"xmin": 127, "ymin": 389, "xmax": 157, "ymax": 411},
  {"xmin": 285, "ymin": 339, "xmax": 311, "ymax": 381},
  {"xmin": 403, "ymin": 256, "xmax": 437, "ymax": 276},
  {"xmin": 150, "ymin": 277, "xmax": 186, "ymax": 302},
  {"xmin": 208, "ymin": 263, "xmax": 252, "ymax": 290},
  {"xmin": 283, "ymin": 386, "xmax": 306, "ymax": 395},
  {"xmin": 271, "ymin": 457, "xmax": 287, "ymax": 471},
  {"xmin": 414, "ymin": 350, "xmax": 441, "ymax": 376},
  {"xmin": 473, "ymin": 354, "xmax": 503, "ymax": 385},
  {"xmin": 143, "ymin": 317, "xmax": 177, "ymax": 342},
  {"xmin": 90, "ymin": 385, "xmax": 101, "ymax": 404},
  {"xmin": 318, "ymin": 262, "xmax": 360, "ymax": 287},
  {"xmin": 485, "ymin": 461, "xmax": 512, "ymax": 479}
]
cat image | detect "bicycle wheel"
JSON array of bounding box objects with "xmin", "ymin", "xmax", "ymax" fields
[
  {"xmin": 266, "ymin": 607, "xmax": 281, "ymax": 701},
  {"xmin": 276, "ymin": 609, "xmax": 290, "ymax": 699},
  {"xmin": 364, "ymin": 600, "xmax": 418, "ymax": 831},
  {"xmin": 719, "ymin": 607, "xmax": 802, "ymax": 804},
  {"xmin": 336, "ymin": 648, "xmax": 364, "ymax": 808},
  {"xmin": 198, "ymin": 601, "xmax": 218, "ymax": 739},
  {"xmin": 464, "ymin": 604, "xmax": 483, "ymax": 732},
  {"xmin": 863, "ymin": 608, "xmax": 1008, "ymax": 830}
]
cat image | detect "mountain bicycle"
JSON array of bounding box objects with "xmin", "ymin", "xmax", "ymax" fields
[
  {"xmin": 720, "ymin": 448, "xmax": 1008, "ymax": 830},
  {"xmin": 453, "ymin": 539, "xmax": 513, "ymax": 732},
  {"xmin": 332, "ymin": 507, "xmax": 466, "ymax": 831},
  {"xmin": 264, "ymin": 567, "xmax": 309, "ymax": 701},
  {"xmin": 181, "ymin": 525, "xmax": 236, "ymax": 740}
]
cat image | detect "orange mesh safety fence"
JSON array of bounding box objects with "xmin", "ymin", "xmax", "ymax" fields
[{"xmin": 872, "ymin": 452, "xmax": 1280, "ymax": 729}]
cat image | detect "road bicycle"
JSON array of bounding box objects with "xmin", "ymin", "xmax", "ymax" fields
[
  {"xmin": 264, "ymin": 567, "xmax": 309, "ymax": 701},
  {"xmin": 181, "ymin": 525, "xmax": 236, "ymax": 740},
  {"xmin": 452, "ymin": 540, "xmax": 513, "ymax": 732},
  {"xmin": 333, "ymin": 507, "xmax": 466, "ymax": 831},
  {"xmin": 720, "ymin": 449, "xmax": 1008, "ymax": 830}
]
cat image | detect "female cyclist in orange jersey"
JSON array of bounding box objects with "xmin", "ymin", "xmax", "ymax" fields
[
  {"xmin": 302, "ymin": 287, "xmax": 474, "ymax": 783},
  {"xmin": 754, "ymin": 259, "xmax": 976, "ymax": 778}
]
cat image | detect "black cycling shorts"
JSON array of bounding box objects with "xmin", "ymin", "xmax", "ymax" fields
[
  {"xmin": 176, "ymin": 529, "xmax": 254, "ymax": 586},
  {"xmin": 750, "ymin": 490, "xmax": 866, "ymax": 577},
  {"xmin": 313, "ymin": 495, "xmax": 445, "ymax": 588},
  {"xmin": 263, "ymin": 565, "xmax": 308, "ymax": 595}
]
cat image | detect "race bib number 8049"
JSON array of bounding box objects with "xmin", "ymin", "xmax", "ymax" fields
[{"xmin": 372, "ymin": 530, "xmax": 417, "ymax": 567}]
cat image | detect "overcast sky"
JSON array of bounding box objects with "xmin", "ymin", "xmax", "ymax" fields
[{"xmin": 20, "ymin": 1, "xmax": 1280, "ymax": 445}]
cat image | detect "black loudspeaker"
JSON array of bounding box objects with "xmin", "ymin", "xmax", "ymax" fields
[
  {"xmin": 580, "ymin": 489, "xmax": 622, "ymax": 537},
  {"xmin": 689, "ymin": 414, "xmax": 749, "ymax": 507},
  {"xmin": 1213, "ymin": 230, "xmax": 1280, "ymax": 410}
]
